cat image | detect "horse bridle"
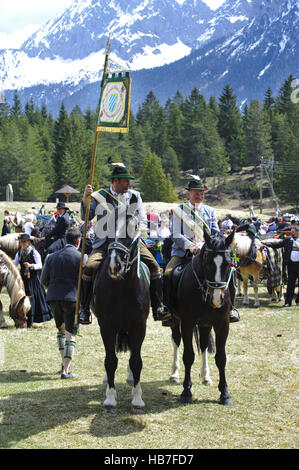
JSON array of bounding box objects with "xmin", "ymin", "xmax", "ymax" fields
[
  {"xmin": 10, "ymin": 299, "xmax": 28, "ymax": 325},
  {"xmin": 108, "ymin": 234, "xmax": 140, "ymax": 276},
  {"xmin": 192, "ymin": 247, "xmax": 235, "ymax": 302}
]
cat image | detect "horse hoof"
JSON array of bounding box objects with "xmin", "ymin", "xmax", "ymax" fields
[
  {"xmin": 202, "ymin": 379, "xmax": 212, "ymax": 386},
  {"xmin": 180, "ymin": 394, "xmax": 193, "ymax": 405},
  {"xmin": 131, "ymin": 405, "xmax": 145, "ymax": 415},
  {"xmin": 169, "ymin": 376, "xmax": 180, "ymax": 384},
  {"xmin": 103, "ymin": 405, "xmax": 117, "ymax": 414},
  {"xmin": 219, "ymin": 395, "xmax": 234, "ymax": 406},
  {"xmin": 126, "ymin": 379, "xmax": 134, "ymax": 386}
]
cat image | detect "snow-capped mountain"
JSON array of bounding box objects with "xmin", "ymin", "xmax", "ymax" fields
[{"xmin": 1, "ymin": 0, "xmax": 298, "ymax": 115}]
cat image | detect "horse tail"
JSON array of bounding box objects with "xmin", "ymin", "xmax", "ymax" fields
[
  {"xmin": 116, "ymin": 330, "xmax": 130, "ymax": 353},
  {"xmin": 194, "ymin": 326, "xmax": 215, "ymax": 355},
  {"xmin": 194, "ymin": 325, "xmax": 200, "ymax": 354},
  {"xmin": 207, "ymin": 331, "xmax": 215, "ymax": 355}
]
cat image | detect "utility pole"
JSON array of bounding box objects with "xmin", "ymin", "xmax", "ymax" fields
[{"xmin": 259, "ymin": 156, "xmax": 263, "ymax": 214}]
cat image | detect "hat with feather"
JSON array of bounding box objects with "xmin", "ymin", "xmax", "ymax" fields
[
  {"xmin": 107, "ymin": 159, "xmax": 135, "ymax": 179},
  {"xmin": 185, "ymin": 174, "xmax": 208, "ymax": 191}
]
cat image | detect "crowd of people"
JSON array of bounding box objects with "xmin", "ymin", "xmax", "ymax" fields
[{"xmin": 1, "ymin": 168, "xmax": 298, "ymax": 378}]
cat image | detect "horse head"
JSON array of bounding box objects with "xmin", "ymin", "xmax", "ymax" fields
[
  {"xmin": 9, "ymin": 295, "xmax": 31, "ymax": 328},
  {"xmin": 107, "ymin": 206, "xmax": 140, "ymax": 280},
  {"xmin": 200, "ymin": 228, "xmax": 235, "ymax": 309}
]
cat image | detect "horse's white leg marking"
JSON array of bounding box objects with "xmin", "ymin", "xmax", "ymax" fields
[
  {"xmin": 127, "ymin": 363, "xmax": 134, "ymax": 386},
  {"xmin": 169, "ymin": 337, "xmax": 180, "ymax": 383},
  {"xmin": 212, "ymin": 255, "xmax": 223, "ymax": 308},
  {"xmin": 201, "ymin": 348, "xmax": 212, "ymax": 386},
  {"xmin": 103, "ymin": 385, "xmax": 117, "ymax": 408},
  {"xmin": 131, "ymin": 382, "xmax": 145, "ymax": 409}
]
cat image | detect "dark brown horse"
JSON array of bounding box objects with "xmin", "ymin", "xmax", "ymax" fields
[
  {"xmin": 92, "ymin": 207, "xmax": 150, "ymax": 413},
  {"xmin": 168, "ymin": 229, "xmax": 235, "ymax": 405}
]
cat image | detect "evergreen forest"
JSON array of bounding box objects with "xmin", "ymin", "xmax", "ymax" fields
[{"xmin": 0, "ymin": 74, "xmax": 298, "ymax": 206}]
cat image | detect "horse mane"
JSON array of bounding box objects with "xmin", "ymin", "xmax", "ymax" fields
[
  {"xmin": 233, "ymin": 233, "xmax": 252, "ymax": 257},
  {"xmin": 0, "ymin": 249, "xmax": 28, "ymax": 310},
  {"xmin": 0, "ymin": 234, "xmax": 19, "ymax": 259}
]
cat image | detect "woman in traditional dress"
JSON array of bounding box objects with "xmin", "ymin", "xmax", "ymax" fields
[{"xmin": 14, "ymin": 233, "xmax": 52, "ymax": 327}]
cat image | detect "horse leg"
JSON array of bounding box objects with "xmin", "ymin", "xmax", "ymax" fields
[
  {"xmin": 214, "ymin": 324, "xmax": 233, "ymax": 406},
  {"xmin": 101, "ymin": 328, "xmax": 118, "ymax": 413},
  {"xmin": 170, "ymin": 323, "xmax": 181, "ymax": 384},
  {"xmin": 237, "ymin": 278, "xmax": 242, "ymax": 297},
  {"xmin": 0, "ymin": 300, "xmax": 8, "ymax": 329},
  {"xmin": 242, "ymin": 275, "xmax": 249, "ymax": 305},
  {"xmin": 198, "ymin": 327, "xmax": 212, "ymax": 386},
  {"xmin": 180, "ymin": 321, "xmax": 195, "ymax": 404},
  {"xmin": 126, "ymin": 363, "xmax": 134, "ymax": 386},
  {"xmin": 128, "ymin": 332, "xmax": 146, "ymax": 414},
  {"xmin": 253, "ymin": 274, "xmax": 260, "ymax": 308}
]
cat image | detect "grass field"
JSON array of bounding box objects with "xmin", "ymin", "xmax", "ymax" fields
[
  {"xmin": 0, "ymin": 199, "xmax": 298, "ymax": 450},
  {"xmin": 0, "ymin": 287, "xmax": 298, "ymax": 450}
]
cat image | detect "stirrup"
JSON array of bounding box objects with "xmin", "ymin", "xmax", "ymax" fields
[{"xmin": 79, "ymin": 309, "xmax": 92, "ymax": 325}]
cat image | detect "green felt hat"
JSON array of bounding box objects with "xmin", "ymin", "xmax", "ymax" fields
[
  {"xmin": 110, "ymin": 165, "xmax": 135, "ymax": 180},
  {"xmin": 185, "ymin": 177, "xmax": 208, "ymax": 191}
]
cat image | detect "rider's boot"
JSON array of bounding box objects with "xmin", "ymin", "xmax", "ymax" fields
[
  {"xmin": 150, "ymin": 275, "xmax": 173, "ymax": 327},
  {"xmin": 79, "ymin": 277, "xmax": 92, "ymax": 325}
]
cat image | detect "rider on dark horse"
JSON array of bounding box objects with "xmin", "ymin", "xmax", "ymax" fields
[
  {"xmin": 163, "ymin": 176, "xmax": 240, "ymax": 326},
  {"xmin": 44, "ymin": 202, "xmax": 70, "ymax": 255},
  {"xmin": 78, "ymin": 164, "xmax": 170, "ymax": 325}
]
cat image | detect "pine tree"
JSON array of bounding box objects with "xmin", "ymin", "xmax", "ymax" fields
[
  {"xmin": 245, "ymin": 99, "xmax": 273, "ymax": 166},
  {"xmin": 275, "ymin": 74, "xmax": 297, "ymax": 124},
  {"xmin": 218, "ymin": 84, "xmax": 245, "ymax": 171},
  {"xmin": 139, "ymin": 151, "xmax": 177, "ymax": 202},
  {"xmin": 52, "ymin": 102, "xmax": 71, "ymax": 189},
  {"xmin": 11, "ymin": 91, "xmax": 22, "ymax": 119}
]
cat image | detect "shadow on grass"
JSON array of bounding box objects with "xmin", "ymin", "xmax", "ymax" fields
[{"xmin": 0, "ymin": 370, "xmax": 220, "ymax": 447}]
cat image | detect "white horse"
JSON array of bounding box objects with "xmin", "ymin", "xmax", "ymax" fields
[{"xmin": 0, "ymin": 250, "xmax": 31, "ymax": 328}]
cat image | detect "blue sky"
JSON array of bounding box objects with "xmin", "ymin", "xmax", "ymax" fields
[{"xmin": 0, "ymin": 0, "xmax": 225, "ymax": 49}]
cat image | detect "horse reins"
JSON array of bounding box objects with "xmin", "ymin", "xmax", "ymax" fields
[
  {"xmin": 108, "ymin": 233, "xmax": 141, "ymax": 276},
  {"xmin": 191, "ymin": 248, "xmax": 235, "ymax": 302}
]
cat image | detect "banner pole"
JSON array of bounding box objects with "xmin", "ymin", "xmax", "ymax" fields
[{"xmin": 75, "ymin": 37, "xmax": 111, "ymax": 325}]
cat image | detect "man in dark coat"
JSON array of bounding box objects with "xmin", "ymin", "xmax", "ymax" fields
[
  {"xmin": 41, "ymin": 228, "xmax": 85, "ymax": 379},
  {"xmin": 44, "ymin": 202, "xmax": 70, "ymax": 255},
  {"xmin": 264, "ymin": 226, "xmax": 299, "ymax": 307}
]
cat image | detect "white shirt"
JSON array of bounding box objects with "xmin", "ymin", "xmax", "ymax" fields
[
  {"xmin": 290, "ymin": 238, "xmax": 299, "ymax": 262},
  {"xmin": 222, "ymin": 219, "xmax": 233, "ymax": 229},
  {"xmin": 24, "ymin": 221, "xmax": 34, "ymax": 235},
  {"xmin": 14, "ymin": 248, "xmax": 42, "ymax": 270},
  {"xmin": 158, "ymin": 226, "xmax": 170, "ymax": 239}
]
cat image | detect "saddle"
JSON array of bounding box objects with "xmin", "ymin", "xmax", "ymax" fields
[
  {"xmin": 165, "ymin": 258, "xmax": 190, "ymax": 311},
  {"xmin": 239, "ymin": 238, "xmax": 257, "ymax": 267}
]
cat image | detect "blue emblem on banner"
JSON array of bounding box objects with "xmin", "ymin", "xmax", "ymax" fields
[{"xmin": 109, "ymin": 94, "xmax": 117, "ymax": 111}]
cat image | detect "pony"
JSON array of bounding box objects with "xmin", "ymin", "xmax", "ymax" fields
[
  {"xmin": 0, "ymin": 249, "xmax": 31, "ymax": 328},
  {"xmin": 234, "ymin": 233, "xmax": 268, "ymax": 308},
  {"xmin": 167, "ymin": 228, "xmax": 235, "ymax": 405},
  {"xmin": 92, "ymin": 205, "xmax": 150, "ymax": 414},
  {"xmin": 234, "ymin": 233, "xmax": 284, "ymax": 307}
]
